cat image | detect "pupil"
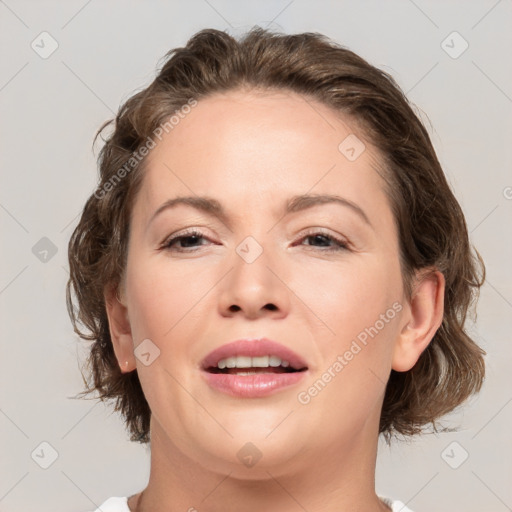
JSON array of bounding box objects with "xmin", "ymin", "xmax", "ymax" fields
[
  {"xmin": 183, "ymin": 235, "xmax": 200, "ymax": 247},
  {"xmin": 312, "ymin": 235, "xmax": 328, "ymax": 246}
]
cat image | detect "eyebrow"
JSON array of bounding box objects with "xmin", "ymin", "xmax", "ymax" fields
[{"xmin": 147, "ymin": 194, "xmax": 373, "ymax": 229}]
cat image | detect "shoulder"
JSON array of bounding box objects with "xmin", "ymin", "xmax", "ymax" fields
[
  {"xmin": 86, "ymin": 497, "xmax": 130, "ymax": 512},
  {"xmin": 379, "ymin": 495, "xmax": 415, "ymax": 512},
  {"xmin": 390, "ymin": 501, "xmax": 415, "ymax": 512}
]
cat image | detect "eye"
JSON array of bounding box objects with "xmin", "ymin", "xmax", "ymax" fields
[
  {"xmin": 160, "ymin": 229, "xmax": 211, "ymax": 252},
  {"xmin": 296, "ymin": 230, "xmax": 349, "ymax": 252},
  {"xmin": 160, "ymin": 229, "xmax": 350, "ymax": 253}
]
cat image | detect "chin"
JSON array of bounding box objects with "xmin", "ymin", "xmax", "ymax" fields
[{"xmin": 187, "ymin": 432, "xmax": 304, "ymax": 477}]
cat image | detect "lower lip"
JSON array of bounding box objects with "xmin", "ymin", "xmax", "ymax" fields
[{"xmin": 202, "ymin": 370, "xmax": 307, "ymax": 398}]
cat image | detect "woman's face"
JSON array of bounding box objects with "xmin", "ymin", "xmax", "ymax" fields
[{"xmin": 118, "ymin": 88, "xmax": 409, "ymax": 475}]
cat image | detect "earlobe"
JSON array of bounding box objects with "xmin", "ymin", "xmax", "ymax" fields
[
  {"xmin": 104, "ymin": 284, "xmax": 137, "ymax": 373},
  {"xmin": 392, "ymin": 269, "xmax": 445, "ymax": 372}
]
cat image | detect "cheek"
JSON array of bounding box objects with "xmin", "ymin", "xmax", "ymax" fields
[
  {"xmin": 293, "ymin": 254, "xmax": 404, "ymax": 418},
  {"xmin": 294, "ymin": 259, "xmax": 403, "ymax": 435},
  {"xmin": 125, "ymin": 253, "xmax": 208, "ymax": 339},
  {"xmin": 294, "ymin": 253, "xmax": 403, "ymax": 341}
]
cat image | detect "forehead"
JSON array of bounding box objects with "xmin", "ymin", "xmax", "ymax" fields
[{"xmin": 134, "ymin": 88, "xmax": 387, "ymax": 221}]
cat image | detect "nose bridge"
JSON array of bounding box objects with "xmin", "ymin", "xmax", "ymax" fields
[
  {"xmin": 232, "ymin": 233, "xmax": 276, "ymax": 294},
  {"xmin": 218, "ymin": 233, "xmax": 289, "ymax": 317}
]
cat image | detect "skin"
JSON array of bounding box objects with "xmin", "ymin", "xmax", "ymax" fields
[{"xmin": 105, "ymin": 88, "xmax": 445, "ymax": 512}]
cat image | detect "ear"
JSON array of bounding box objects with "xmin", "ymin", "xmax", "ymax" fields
[
  {"xmin": 392, "ymin": 269, "xmax": 445, "ymax": 372},
  {"xmin": 104, "ymin": 284, "xmax": 137, "ymax": 373}
]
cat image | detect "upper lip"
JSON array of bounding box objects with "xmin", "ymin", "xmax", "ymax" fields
[{"xmin": 201, "ymin": 338, "xmax": 309, "ymax": 371}]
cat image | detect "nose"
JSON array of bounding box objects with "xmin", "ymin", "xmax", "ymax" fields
[{"xmin": 217, "ymin": 241, "xmax": 290, "ymax": 320}]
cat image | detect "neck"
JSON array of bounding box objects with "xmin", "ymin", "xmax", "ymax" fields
[{"xmin": 131, "ymin": 407, "xmax": 389, "ymax": 512}]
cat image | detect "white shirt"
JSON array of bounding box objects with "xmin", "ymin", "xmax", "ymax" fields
[{"xmin": 89, "ymin": 495, "xmax": 414, "ymax": 511}]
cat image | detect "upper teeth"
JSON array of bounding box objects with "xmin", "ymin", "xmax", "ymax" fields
[{"xmin": 216, "ymin": 355, "xmax": 291, "ymax": 369}]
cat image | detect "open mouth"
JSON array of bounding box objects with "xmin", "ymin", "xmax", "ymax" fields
[
  {"xmin": 206, "ymin": 366, "xmax": 305, "ymax": 374},
  {"xmin": 201, "ymin": 351, "xmax": 309, "ymax": 397},
  {"xmin": 204, "ymin": 355, "xmax": 308, "ymax": 375}
]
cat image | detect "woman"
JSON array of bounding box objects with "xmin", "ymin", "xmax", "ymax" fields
[{"xmin": 67, "ymin": 27, "xmax": 486, "ymax": 512}]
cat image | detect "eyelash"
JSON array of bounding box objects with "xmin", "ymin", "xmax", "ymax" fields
[{"xmin": 160, "ymin": 228, "xmax": 349, "ymax": 253}]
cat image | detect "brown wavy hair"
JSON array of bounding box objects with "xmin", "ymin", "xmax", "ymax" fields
[{"xmin": 66, "ymin": 26, "xmax": 486, "ymax": 444}]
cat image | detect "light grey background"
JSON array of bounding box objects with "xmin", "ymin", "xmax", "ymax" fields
[{"xmin": 1, "ymin": 1, "xmax": 511, "ymax": 511}]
